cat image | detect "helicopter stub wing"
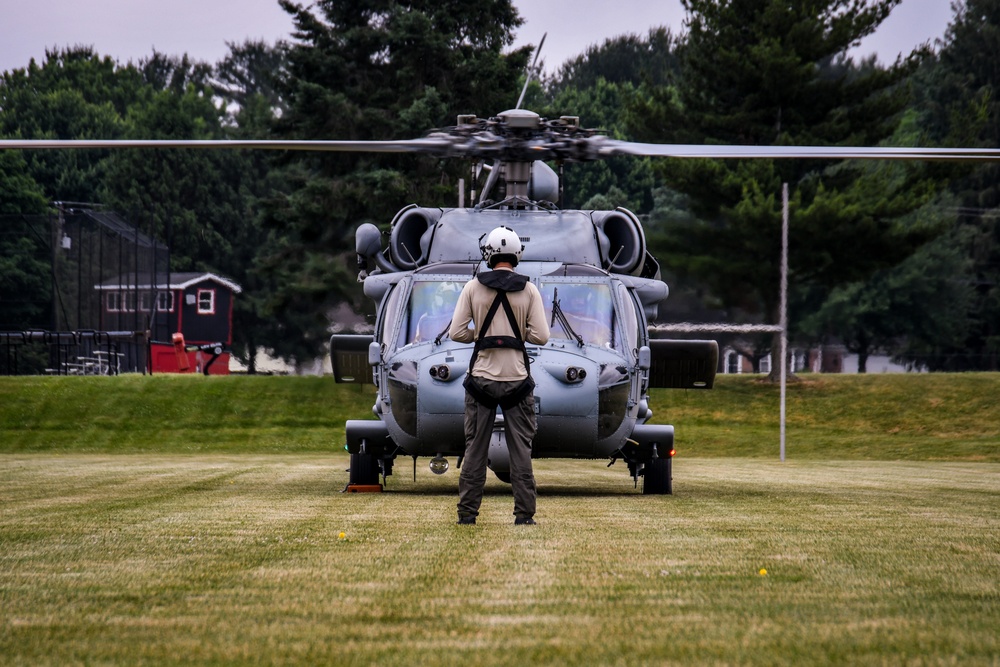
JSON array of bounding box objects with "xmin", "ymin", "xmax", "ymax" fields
[
  {"xmin": 330, "ymin": 334, "xmax": 375, "ymax": 384},
  {"xmin": 647, "ymin": 339, "xmax": 719, "ymax": 390}
]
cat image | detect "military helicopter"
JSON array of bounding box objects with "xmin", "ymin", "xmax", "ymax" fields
[
  {"xmin": 325, "ymin": 106, "xmax": 721, "ymax": 495},
  {"xmin": 0, "ymin": 103, "xmax": 715, "ymax": 493},
  {"xmin": 5, "ymin": 93, "xmax": 1000, "ymax": 496},
  {"xmin": 316, "ymin": 106, "xmax": 1000, "ymax": 494}
]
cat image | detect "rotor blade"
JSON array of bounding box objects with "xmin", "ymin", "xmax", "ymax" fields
[
  {"xmin": 0, "ymin": 137, "xmax": 455, "ymax": 154},
  {"xmin": 597, "ymin": 139, "xmax": 1000, "ymax": 162},
  {"xmin": 7, "ymin": 134, "xmax": 1000, "ymax": 163}
]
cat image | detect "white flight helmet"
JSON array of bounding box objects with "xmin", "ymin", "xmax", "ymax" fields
[{"xmin": 480, "ymin": 226, "xmax": 523, "ymax": 267}]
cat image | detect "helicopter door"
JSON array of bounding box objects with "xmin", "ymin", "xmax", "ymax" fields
[
  {"xmin": 615, "ymin": 282, "xmax": 641, "ymax": 358},
  {"xmin": 330, "ymin": 279, "xmax": 411, "ymax": 384}
]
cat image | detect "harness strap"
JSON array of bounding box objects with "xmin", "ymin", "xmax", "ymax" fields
[
  {"xmin": 465, "ymin": 283, "xmax": 534, "ymax": 409},
  {"xmin": 466, "ymin": 290, "xmax": 530, "ymax": 376}
]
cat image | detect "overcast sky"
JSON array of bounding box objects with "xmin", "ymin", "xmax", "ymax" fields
[{"xmin": 1, "ymin": 0, "xmax": 954, "ymax": 76}]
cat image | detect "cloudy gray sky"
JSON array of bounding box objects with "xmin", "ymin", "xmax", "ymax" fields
[{"xmin": 1, "ymin": 0, "xmax": 954, "ymax": 75}]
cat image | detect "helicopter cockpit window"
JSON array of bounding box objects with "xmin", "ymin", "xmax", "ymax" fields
[
  {"xmin": 378, "ymin": 282, "xmax": 409, "ymax": 352},
  {"xmin": 616, "ymin": 283, "xmax": 640, "ymax": 356},
  {"xmin": 538, "ymin": 282, "xmax": 614, "ymax": 347},
  {"xmin": 402, "ymin": 280, "xmax": 464, "ymax": 346}
]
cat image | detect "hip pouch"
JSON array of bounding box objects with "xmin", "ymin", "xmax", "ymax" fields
[
  {"xmin": 464, "ymin": 374, "xmax": 535, "ymax": 411},
  {"xmin": 463, "ymin": 271, "xmax": 535, "ymax": 410}
]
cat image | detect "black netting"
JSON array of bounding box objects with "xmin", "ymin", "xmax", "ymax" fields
[{"xmin": 0, "ymin": 205, "xmax": 169, "ymax": 374}]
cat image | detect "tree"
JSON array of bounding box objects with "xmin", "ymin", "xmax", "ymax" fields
[
  {"xmin": 628, "ymin": 0, "xmax": 938, "ymax": 378},
  {"xmin": 214, "ymin": 41, "xmax": 293, "ymax": 372},
  {"xmin": 0, "ymin": 48, "xmax": 147, "ymax": 339},
  {"xmin": 214, "ymin": 39, "xmax": 290, "ymax": 119},
  {"xmin": 549, "ymin": 28, "xmax": 679, "ymax": 94},
  {"xmin": 533, "ymin": 30, "xmax": 683, "ymax": 213},
  {"xmin": 259, "ymin": 0, "xmax": 532, "ymax": 363},
  {"xmin": 100, "ymin": 74, "xmax": 239, "ymax": 274},
  {"xmin": 541, "ymin": 78, "xmax": 656, "ymax": 211},
  {"xmin": 0, "ymin": 44, "xmax": 291, "ymax": 370},
  {"xmin": 0, "ymin": 152, "xmax": 48, "ymax": 214},
  {"xmin": 100, "ymin": 48, "xmax": 287, "ymax": 371},
  {"xmin": 918, "ymin": 0, "xmax": 1000, "ymax": 369},
  {"xmin": 0, "ymin": 47, "xmax": 148, "ymax": 204},
  {"xmin": 0, "ymin": 152, "xmax": 51, "ymax": 333},
  {"xmin": 802, "ymin": 226, "xmax": 975, "ymax": 371}
]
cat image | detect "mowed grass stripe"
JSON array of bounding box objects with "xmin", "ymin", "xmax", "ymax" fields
[
  {"xmin": 3, "ymin": 374, "xmax": 999, "ymax": 459},
  {"xmin": 1, "ymin": 455, "xmax": 998, "ymax": 665}
]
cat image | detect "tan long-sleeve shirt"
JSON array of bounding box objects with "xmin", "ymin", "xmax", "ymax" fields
[{"xmin": 449, "ymin": 269, "xmax": 550, "ymax": 381}]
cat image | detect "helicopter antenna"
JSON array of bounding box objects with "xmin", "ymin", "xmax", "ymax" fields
[
  {"xmin": 400, "ymin": 242, "xmax": 418, "ymax": 267},
  {"xmin": 515, "ymin": 32, "xmax": 546, "ymax": 110},
  {"xmin": 478, "ymin": 160, "xmax": 502, "ymax": 206},
  {"xmin": 608, "ymin": 244, "xmax": 625, "ymax": 270}
]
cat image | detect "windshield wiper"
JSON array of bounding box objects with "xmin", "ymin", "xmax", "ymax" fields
[
  {"xmin": 551, "ymin": 288, "xmax": 584, "ymax": 347},
  {"xmin": 433, "ymin": 318, "xmax": 452, "ymax": 345}
]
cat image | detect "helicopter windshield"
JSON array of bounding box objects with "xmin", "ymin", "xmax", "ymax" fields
[
  {"xmin": 538, "ymin": 282, "xmax": 614, "ymax": 347},
  {"xmin": 400, "ymin": 280, "xmax": 464, "ymax": 346}
]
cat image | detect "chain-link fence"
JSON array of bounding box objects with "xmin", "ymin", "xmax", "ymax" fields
[{"xmin": 0, "ymin": 205, "xmax": 168, "ymax": 374}]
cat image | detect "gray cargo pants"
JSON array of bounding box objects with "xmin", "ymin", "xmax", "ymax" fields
[{"xmin": 457, "ymin": 377, "xmax": 537, "ymax": 520}]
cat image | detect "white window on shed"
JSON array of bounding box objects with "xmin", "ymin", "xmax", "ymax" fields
[
  {"xmin": 197, "ymin": 289, "xmax": 216, "ymax": 315},
  {"xmin": 106, "ymin": 292, "xmax": 122, "ymax": 312},
  {"xmin": 157, "ymin": 291, "xmax": 175, "ymax": 312}
]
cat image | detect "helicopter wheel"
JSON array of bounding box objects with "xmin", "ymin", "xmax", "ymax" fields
[
  {"xmin": 492, "ymin": 470, "xmax": 512, "ymax": 484},
  {"xmin": 349, "ymin": 452, "xmax": 381, "ymax": 486},
  {"xmin": 642, "ymin": 457, "xmax": 672, "ymax": 495}
]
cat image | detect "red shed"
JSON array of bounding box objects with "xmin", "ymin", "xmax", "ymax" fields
[{"xmin": 95, "ymin": 272, "xmax": 242, "ymax": 374}]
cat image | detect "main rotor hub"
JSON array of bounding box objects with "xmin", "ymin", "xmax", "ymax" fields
[
  {"xmin": 497, "ymin": 109, "xmax": 541, "ymax": 130},
  {"xmin": 440, "ymin": 111, "xmax": 601, "ymax": 163}
]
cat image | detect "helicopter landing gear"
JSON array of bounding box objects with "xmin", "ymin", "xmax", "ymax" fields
[
  {"xmin": 344, "ymin": 424, "xmax": 399, "ymax": 489},
  {"xmin": 619, "ymin": 430, "xmax": 675, "ymax": 495},
  {"xmin": 641, "ymin": 457, "xmax": 672, "ymax": 495},
  {"xmin": 348, "ymin": 452, "xmax": 380, "ymax": 486}
]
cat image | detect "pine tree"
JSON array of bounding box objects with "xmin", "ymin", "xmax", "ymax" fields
[
  {"xmin": 628, "ymin": 0, "xmax": 938, "ymax": 377},
  {"xmin": 258, "ymin": 0, "xmax": 532, "ymax": 363},
  {"xmin": 919, "ymin": 0, "xmax": 1000, "ymax": 369}
]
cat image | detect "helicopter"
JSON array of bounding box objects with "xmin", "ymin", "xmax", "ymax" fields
[
  {"xmin": 317, "ymin": 106, "xmax": 1000, "ymax": 494},
  {"xmin": 5, "ymin": 102, "xmax": 1000, "ymax": 496},
  {"xmin": 326, "ymin": 107, "xmax": 719, "ymax": 495}
]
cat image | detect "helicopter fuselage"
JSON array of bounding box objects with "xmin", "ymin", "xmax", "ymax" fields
[
  {"xmin": 332, "ymin": 203, "xmax": 718, "ymax": 493},
  {"xmin": 373, "ymin": 261, "xmax": 647, "ymax": 459}
]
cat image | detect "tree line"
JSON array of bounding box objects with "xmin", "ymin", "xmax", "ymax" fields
[{"xmin": 1, "ymin": 0, "xmax": 997, "ymax": 372}]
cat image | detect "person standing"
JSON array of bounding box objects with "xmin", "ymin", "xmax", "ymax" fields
[{"xmin": 449, "ymin": 226, "xmax": 550, "ymax": 525}]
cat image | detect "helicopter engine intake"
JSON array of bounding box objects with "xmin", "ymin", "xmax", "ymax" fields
[
  {"xmin": 389, "ymin": 206, "xmax": 441, "ymax": 270},
  {"xmin": 593, "ymin": 209, "xmax": 646, "ymax": 276}
]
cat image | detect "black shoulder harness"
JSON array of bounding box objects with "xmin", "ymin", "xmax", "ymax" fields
[
  {"xmin": 463, "ymin": 271, "xmax": 535, "ymax": 410},
  {"xmin": 477, "ymin": 270, "xmax": 529, "ymax": 293}
]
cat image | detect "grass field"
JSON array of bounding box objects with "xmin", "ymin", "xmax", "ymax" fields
[{"xmin": 1, "ymin": 375, "xmax": 999, "ymax": 665}]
